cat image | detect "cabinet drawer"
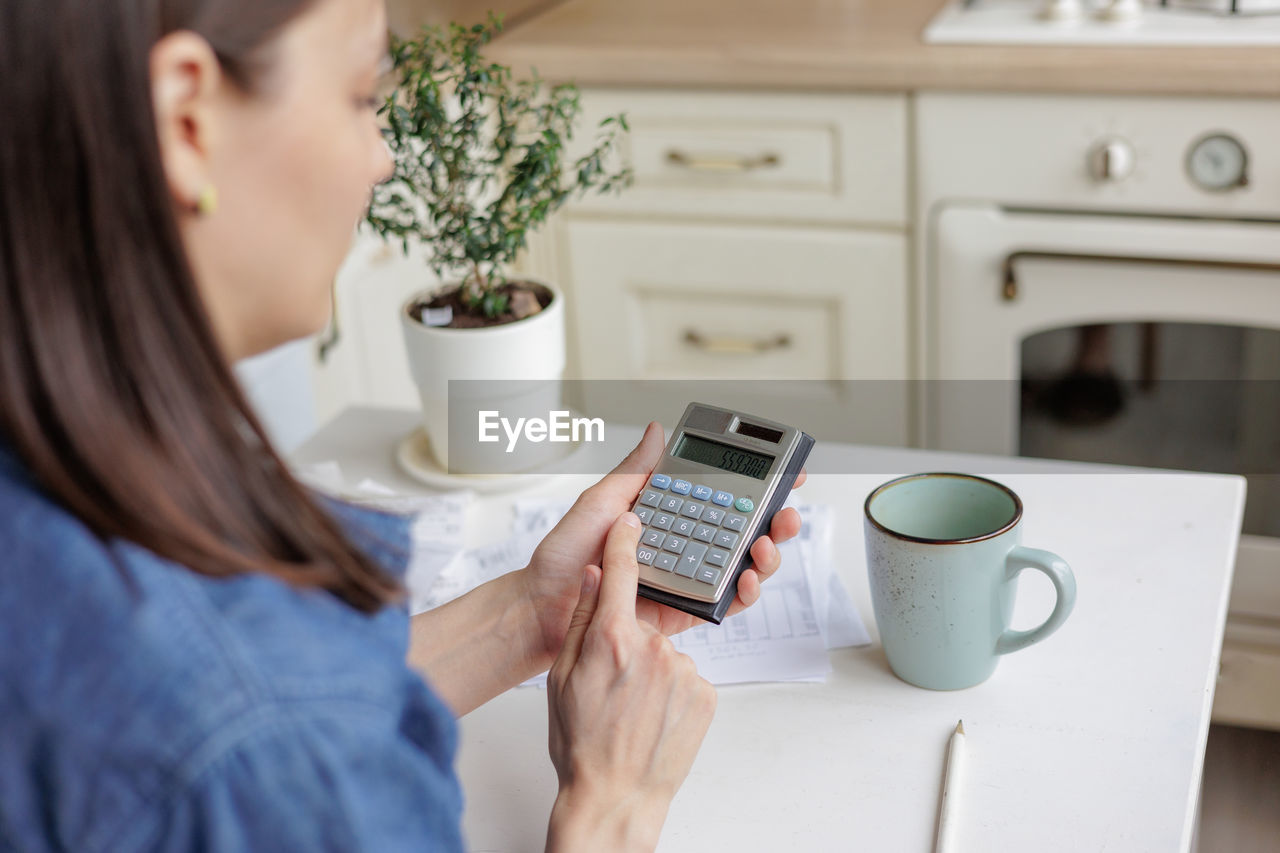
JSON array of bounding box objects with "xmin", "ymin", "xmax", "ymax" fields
[
  {"xmin": 1214, "ymin": 624, "xmax": 1280, "ymax": 731},
  {"xmin": 562, "ymin": 220, "xmax": 910, "ymax": 445},
  {"xmin": 635, "ymin": 290, "xmax": 835, "ymax": 380},
  {"xmin": 569, "ymin": 89, "xmax": 908, "ymax": 227}
]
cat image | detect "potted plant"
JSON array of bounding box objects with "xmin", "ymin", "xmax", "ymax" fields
[{"xmin": 365, "ymin": 14, "xmax": 631, "ymax": 474}]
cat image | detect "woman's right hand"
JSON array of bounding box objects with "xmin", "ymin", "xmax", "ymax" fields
[{"xmin": 545, "ymin": 512, "xmax": 717, "ymax": 853}]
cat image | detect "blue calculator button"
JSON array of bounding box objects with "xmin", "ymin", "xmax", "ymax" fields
[
  {"xmin": 650, "ymin": 473, "xmax": 672, "ymax": 490},
  {"xmin": 734, "ymin": 497, "xmax": 755, "ymax": 513},
  {"xmin": 711, "ymin": 491, "xmax": 733, "ymax": 507},
  {"xmin": 691, "ymin": 484, "xmax": 713, "ymax": 501},
  {"xmin": 671, "ymin": 479, "xmax": 692, "ymax": 496}
]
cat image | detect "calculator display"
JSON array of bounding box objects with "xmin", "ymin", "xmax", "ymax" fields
[{"xmin": 672, "ymin": 434, "xmax": 773, "ymax": 480}]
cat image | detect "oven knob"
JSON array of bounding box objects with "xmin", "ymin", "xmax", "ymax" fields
[
  {"xmin": 1097, "ymin": 0, "xmax": 1143, "ymax": 23},
  {"xmin": 1040, "ymin": 0, "xmax": 1083, "ymax": 21},
  {"xmin": 1087, "ymin": 138, "xmax": 1136, "ymax": 183}
]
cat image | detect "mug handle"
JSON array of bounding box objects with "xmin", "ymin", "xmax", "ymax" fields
[{"xmin": 995, "ymin": 546, "xmax": 1077, "ymax": 655}]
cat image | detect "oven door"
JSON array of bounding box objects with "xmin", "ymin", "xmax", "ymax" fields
[
  {"xmin": 928, "ymin": 203, "xmax": 1280, "ymax": 727},
  {"xmin": 928, "ymin": 204, "xmax": 1280, "ymax": 445}
]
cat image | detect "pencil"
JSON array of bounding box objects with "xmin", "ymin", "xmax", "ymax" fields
[{"xmin": 935, "ymin": 720, "xmax": 966, "ymax": 853}]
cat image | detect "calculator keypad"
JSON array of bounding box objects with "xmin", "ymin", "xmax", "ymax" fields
[{"xmin": 635, "ymin": 475, "xmax": 756, "ymax": 587}]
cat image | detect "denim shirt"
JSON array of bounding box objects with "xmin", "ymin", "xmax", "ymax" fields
[{"xmin": 0, "ymin": 445, "xmax": 464, "ymax": 851}]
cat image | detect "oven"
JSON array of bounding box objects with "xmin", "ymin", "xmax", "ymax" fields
[{"xmin": 918, "ymin": 92, "xmax": 1280, "ymax": 728}]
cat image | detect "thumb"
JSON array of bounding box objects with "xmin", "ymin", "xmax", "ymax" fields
[
  {"xmin": 554, "ymin": 565, "xmax": 601, "ymax": 672},
  {"xmin": 614, "ymin": 421, "xmax": 666, "ymax": 479},
  {"xmin": 587, "ymin": 421, "xmax": 666, "ymax": 505}
]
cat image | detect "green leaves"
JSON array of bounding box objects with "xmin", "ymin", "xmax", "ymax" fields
[{"xmin": 364, "ymin": 12, "xmax": 633, "ymax": 319}]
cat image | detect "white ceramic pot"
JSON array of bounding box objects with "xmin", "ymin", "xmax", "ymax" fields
[{"xmin": 401, "ymin": 282, "xmax": 566, "ymax": 473}]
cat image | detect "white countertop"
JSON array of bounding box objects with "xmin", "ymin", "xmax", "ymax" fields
[{"xmin": 294, "ymin": 406, "xmax": 1246, "ymax": 852}]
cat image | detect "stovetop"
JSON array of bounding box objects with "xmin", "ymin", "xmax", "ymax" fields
[{"xmin": 926, "ymin": 0, "xmax": 1280, "ymax": 44}]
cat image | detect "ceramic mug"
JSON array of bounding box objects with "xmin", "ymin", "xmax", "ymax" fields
[{"xmin": 864, "ymin": 473, "xmax": 1077, "ymax": 690}]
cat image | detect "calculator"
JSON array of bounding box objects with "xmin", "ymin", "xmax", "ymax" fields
[{"xmin": 630, "ymin": 403, "xmax": 814, "ymax": 624}]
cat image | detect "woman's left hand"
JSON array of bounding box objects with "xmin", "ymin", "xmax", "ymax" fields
[{"xmin": 519, "ymin": 422, "xmax": 806, "ymax": 661}]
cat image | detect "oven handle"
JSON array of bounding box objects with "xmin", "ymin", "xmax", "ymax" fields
[{"xmin": 1001, "ymin": 250, "xmax": 1280, "ymax": 301}]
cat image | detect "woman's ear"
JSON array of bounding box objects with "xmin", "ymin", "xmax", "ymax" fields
[{"xmin": 149, "ymin": 31, "xmax": 223, "ymax": 214}]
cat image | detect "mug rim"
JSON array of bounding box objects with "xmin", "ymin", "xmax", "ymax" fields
[{"xmin": 864, "ymin": 472, "xmax": 1024, "ymax": 545}]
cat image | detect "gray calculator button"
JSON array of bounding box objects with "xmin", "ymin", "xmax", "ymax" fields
[
  {"xmin": 695, "ymin": 566, "xmax": 722, "ymax": 585},
  {"xmin": 636, "ymin": 547, "xmax": 657, "ymax": 566},
  {"xmin": 662, "ymin": 535, "xmax": 687, "ymax": 555},
  {"xmin": 676, "ymin": 542, "xmax": 708, "ymax": 577},
  {"xmin": 636, "ymin": 506, "xmax": 655, "ymax": 525},
  {"xmin": 679, "ymin": 502, "xmax": 704, "ymax": 520},
  {"xmin": 654, "ymin": 552, "xmax": 678, "ymax": 572},
  {"xmin": 723, "ymin": 514, "xmax": 747, "ymax": 532},
  {"xmin": 672, "ymin": 518, "xmax": 696, "ymax": 537},
  {"xmin": 701, "ymin": 507, "xmax": 725, "ymax": 526},
  {"xmin": 642, "ymin": 529, "xmax": 666, "ymax": 548},
  {"xmin": 640, "ymin": 490, "xmax": 662, "ymax": 508},
  {"xmin": 713, "ymin": 530, "xmax": 740, "ymax": 549},
  {"xmin": 692, "ymin": 524, "xmax": 717, "ymax": 543},
  {"xmin": 706, "ymin": 548, "xmax": 730, "ymax": 568},
  {"xmin": 652, "ymin": 513, "xmax": 674, "ymax": 531},
  {"xmin": 660, "ymin": 495, "xmax": 684, "ymax": 513}
]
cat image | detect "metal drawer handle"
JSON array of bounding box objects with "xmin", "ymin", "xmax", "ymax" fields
[
  {"xmin": 1002, "ymin": 250, "xmax": 1280, "ymax": 302},
  {"xmin": 683, "ymin": 329, "xmax": 791, "ymax": 354},
  {"xmin": 666, "ymin": 150, "xmax": 781, "ymax": 173}
]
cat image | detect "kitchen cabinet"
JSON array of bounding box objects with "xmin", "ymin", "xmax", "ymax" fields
[
  {"xmin": 543, "ymin": 88, "xmax": 913, "ymax": 444},
  {"xmin": 561, "ymin": 219, "xmax": 908, "ymax": 444}
]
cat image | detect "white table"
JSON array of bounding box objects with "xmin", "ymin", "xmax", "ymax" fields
[{"xmin": 294, "ymin": 407, "xmax": 1246, "ymax": 853}]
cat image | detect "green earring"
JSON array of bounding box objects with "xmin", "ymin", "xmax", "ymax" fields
[{"xmin": 196, "ymin": 184, "xmax": 218, "ymax": 216}]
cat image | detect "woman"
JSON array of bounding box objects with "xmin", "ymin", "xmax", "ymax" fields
[{"xmin": 0, "ymin": 0, "xmax": 803, "ymax": 849}]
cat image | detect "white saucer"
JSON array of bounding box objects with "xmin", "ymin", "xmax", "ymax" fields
[{"xmin": 395, "ymin": 428, "xmax": 578, "ymax": 493}]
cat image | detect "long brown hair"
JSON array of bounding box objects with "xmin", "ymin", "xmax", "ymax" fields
[{"xmin": 0, "ymin": 0, "xmax": 402, "ymax": 612}]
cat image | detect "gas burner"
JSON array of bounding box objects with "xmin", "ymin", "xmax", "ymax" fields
[
  {"xmin": 928, "ymin": 0, "xmax": 1280, "ymax": 44},
  {"xmin": 1161, "ymin": 0, "xmax": 1280, "ymax": 14}
]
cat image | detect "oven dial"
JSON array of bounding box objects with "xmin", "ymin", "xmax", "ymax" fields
[
  {"xmin": 1187, "ymin": 133, "xmax": 1249, "ymax": 192},
  {"xmin": 1087, "ymin": 138, "xmax": 1136, "ymax": 183},
  {"xmin": 1097, "ymin": 0, "xmax": 1142, "ymax": 23},
  {"xmin": 1040, "ymin": 0, "xmax": 1082, "ymax": 21}
]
